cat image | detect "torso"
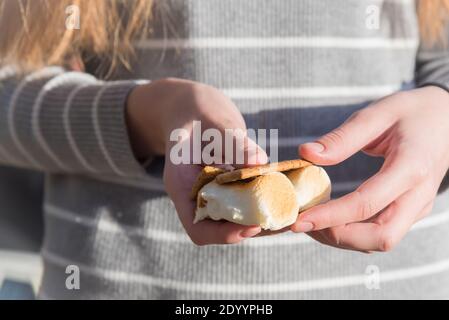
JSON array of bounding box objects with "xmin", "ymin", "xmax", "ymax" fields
[{"xmin": 40, "ymin": 0, "xmax": 449, "ymax": 299}]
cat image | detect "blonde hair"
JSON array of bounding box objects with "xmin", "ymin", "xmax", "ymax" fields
[
  {"xmin": 418, "ymin": 0, "xmax": 449, "ymax": 46},
  {"xmin": 0, "ymin": 0, "xmax": 448, "ymax": 75},
  {"xmin": 0, "ymin": 0, "xmax": 153, "ymax": 77}
]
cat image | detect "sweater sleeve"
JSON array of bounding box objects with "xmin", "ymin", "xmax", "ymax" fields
[
  {"xmin": 415, "ymin": 36, "xmax": 449, "ymax": 87},
  {"xmin": 0, "ymin": 66, "xmax": 149, "ymax": 178},
  {"xmin": 415, "ymin": 38, "xmax": 449, "ymax": 193}
]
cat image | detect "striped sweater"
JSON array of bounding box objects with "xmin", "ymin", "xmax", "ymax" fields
[{"xmin": 2, "ymin": 0, "xmax": 449, "ymax": 299}]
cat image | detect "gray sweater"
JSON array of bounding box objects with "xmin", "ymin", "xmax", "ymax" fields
[{"xmin": 2, "ymin": 0, "xmax": 449, "ymax": 299}]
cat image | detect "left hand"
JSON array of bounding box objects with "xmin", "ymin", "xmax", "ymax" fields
[{"xmin": 291, "ymin": 86, "xmax": 449, "ymax": 252}]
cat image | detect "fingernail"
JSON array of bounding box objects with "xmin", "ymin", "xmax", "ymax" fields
[
  {"xmin": 295, "ymin": 222, "xmax": 314, "ymax": 232},
  {"xmin": 303, "ymin": 142, "xmax": 324, "ymax": 153},
  {"xmin": 240, "ymin": 227, "xmax": 261, "ymax": 238}
]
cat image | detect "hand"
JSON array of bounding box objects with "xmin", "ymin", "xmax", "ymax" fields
[
  {"xmin": 127, "ymin": 78, "xmax": 267, "ymax": 245},
  {"xmin": 291, "ymin": 86, "xmax": 449, "ymax": 252}
]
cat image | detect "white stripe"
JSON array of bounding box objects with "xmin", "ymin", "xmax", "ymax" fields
[
  {"xmin": 44, "ymin": 204, "xmax": 312, "ymax": 246},
  {"xmin": 136, "ymin": 37, "xmax": 418, "ymax": 50},
  {"xmin": 223, "ymin": 85, "xmax": 400, "ymax": 100},
  {"xmin": 31, "ymin": 79, "xmax": 72, "ymax": 171},
  {"xmin": 245, "ymin": 232, "xmax": 311, "ymax": 246},
  {"xmin": 384, "ymin": 0, "xmax": 414, "ymax": 3},
  {"xmin": 45, "ymin": 203, "xmax": 190, "ymax": 243},
  {"xmin": 134, "ymin": 79, "xmax": 151, "ymax": 86},
  {"xmin": 412, "ymin": 211, "xmax": 449, "ymax": 231},
  {"xmin": 63, "ymin": 84, "xmax": 98, "ymax": 173},
  {"xmin": 44, "ymin": 204, "xmax": 449, "ymax": 247},
  {"xmin": 92, "ymin": 84, "xmax": 125, "ymax": 176},
  {"xmin": 42, "ymin": 249, "xmax": 449, "ymax": 294},
  {"xmin": 378, "ymin": 0, "xmax": 415, "ymax": 4},
  {"xmin": 32, "ymin": 72, "xmax": 99, "ymax": 171},
  {"xmin": 7, "ymin": 67, "xmax": 64, "ymax": 168}
]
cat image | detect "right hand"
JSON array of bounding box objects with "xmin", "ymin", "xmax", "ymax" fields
[{"xmin": 126, "ymin": 78, "xmax": 268, "ymax": 245}]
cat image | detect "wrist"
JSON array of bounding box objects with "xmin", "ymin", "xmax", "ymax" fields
[
  {"xmin": 419, "ymin": 86, "xmax": 449, "ymax": 170},
  {"xmin": 126, "ymin": 78, "xmax": 203, "ymax": 159},
  {"xmin": 416, "ymin": 85, "xmax": 449, "ymax": 105},
  {"xmin": 418, "ymin": 82, "xmax": 449, "ymax": 96},
  {"xmin": 126, "ymin": 81, "xmax": 167, "ymax": 159}
]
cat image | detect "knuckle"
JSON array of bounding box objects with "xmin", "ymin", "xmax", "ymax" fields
[
  {"xmin": 189, "ymin": 234, "xmax": 207, "ymax": 246},
  {"xmin": 409, "ymin": 163, "xmax": 429, "ymax": 184},
  {"xmin": 354, "ymin": 190, "xmax": 375, "ymax": 221},
  {"xmin": 222, "ymin": 233, "xmax": 239, "ymax": 245},
  {"xmin": 348, "ymin": 109, "xmax": 370, "ymax": 122},
  {"xmin": 320, "ymin": 127, "xmax": 347, "ymax": 148},
  {"xmin": 322, "ymin": 215, "xmax": 334, "ymax": 229},
  {"xmin": 346, "ymin": 106, "xmax": 384, "ymax": 126},
  {"xmin": 378, "ymin": 231, "xmax": 397, "ymax": 252}
]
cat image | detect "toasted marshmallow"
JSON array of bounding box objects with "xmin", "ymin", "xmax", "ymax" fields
[
  {"xmin": 194, "ymin": 166, "xmax": 331, "ymax": 231},
  {"xmin": 284, "ymin": 165, "xmax": 331, "ymax": 211},
  {"xmin": 195, "ymin": 172, "xmax": 300, "ymax": 230}
]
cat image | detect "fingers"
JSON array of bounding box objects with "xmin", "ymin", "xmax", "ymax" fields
[
  {"xmin": 188, "ymin": 219, "xmax": 262, "ymax": 246},
  {"xmin": 256, "ymin": 226, "xmax": 290, "ymax": 237},
  {"xmin": 312, "ymin": 187, "xmax": 432, "ymax": 252},
  {"xmin": 173, "ymin": 190, "xmax": 262, "ymax": 245},
  {"xmin": 232, "ymin": 135, "xmax": 268, "ymax": 168},
  {"xmin": 305, "ymin": 231, "xmax": 337, "ymax": 247},
  {"xmin": 299, "ymin": 103, "xmax": 397, "ymax": 166},
  {"xmin": 200, "ymin": 130, "xmax": 267, "ymax": 168},
  {"xmin": 308, "ymin": 231, "xmax": 372, "ymax": 254},
  {"xmin": 165, "ymin": 163, "xmax": 262, "ymax": 246},
  {"xmin": 175, "ymin": 194, "xmax": 262, "ymax": 245},
  {"xmin": 189, "ymin": 134, "xmax": 267, "ymax": 244},
  {"xmin": 292, "ymin": 151, "xmax": 425, "ymax": 231},
  {"xmin": 413, "ymin": 201, "xmax": 434, "ymax": 224}
]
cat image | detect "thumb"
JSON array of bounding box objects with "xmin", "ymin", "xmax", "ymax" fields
[
  {"xmin": 245, "ymin": 137, "xmax": 268, "ymax": 166},
  {"xmin": 299, "ymin": 107, "xmax": 394, "ymax": 165},
  {"xmin": 233, "ymin": 135, "xmax": 268, "ymax": 168}
]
